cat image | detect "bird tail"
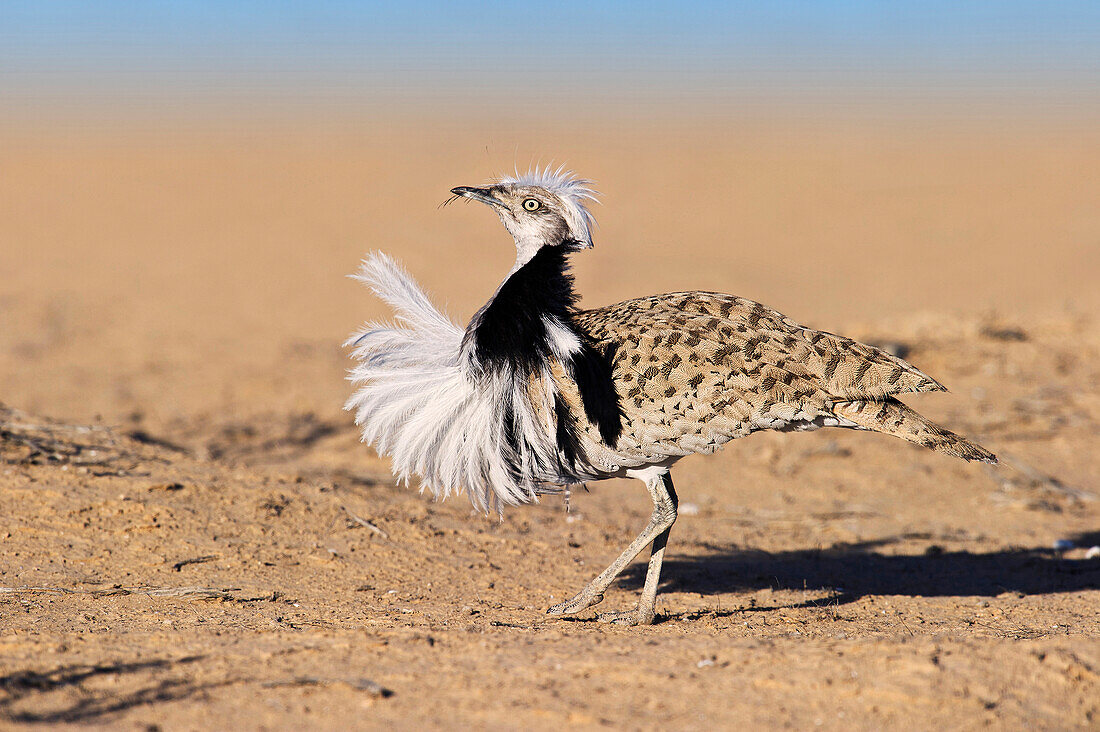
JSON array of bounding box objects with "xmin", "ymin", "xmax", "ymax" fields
[{"xmin": 832, "ymin": 398, "xmax": 996, "ymax": 464}]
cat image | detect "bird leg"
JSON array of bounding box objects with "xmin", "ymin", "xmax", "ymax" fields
[{"xmin": 547, "ymin": 470, "xmax": 678, "ymax": 626}]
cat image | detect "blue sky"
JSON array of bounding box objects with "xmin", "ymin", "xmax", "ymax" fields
[{"xmin": 3, "ymin": 2, "xmax": 1098, "ymax": 104}]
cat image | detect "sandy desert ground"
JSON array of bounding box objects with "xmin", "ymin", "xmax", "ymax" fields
[{"xmin": 1, "ymin": 114, "xmax": 1098, "ymax": 729}]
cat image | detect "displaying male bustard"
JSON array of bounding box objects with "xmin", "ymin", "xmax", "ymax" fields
[{"xmin": 346, "ymin": 167, "xmax": 995, "ymax": 626}]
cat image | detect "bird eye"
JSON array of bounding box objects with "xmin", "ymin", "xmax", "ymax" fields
[{"xmin": 522, "ymin": 198, "xmax": 541, "ymax": 211}]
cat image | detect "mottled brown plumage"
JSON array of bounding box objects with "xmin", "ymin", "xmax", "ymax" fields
[{"xmin": 562, "ymin": 291, "xmax": 994, "ymax": 465}]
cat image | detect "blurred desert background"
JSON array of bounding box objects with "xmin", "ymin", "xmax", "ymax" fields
[{"xmin": 1, "ymin": 3, "xmax": 1099, "ymax": 729}]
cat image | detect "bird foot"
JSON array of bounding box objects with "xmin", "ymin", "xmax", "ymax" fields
[
  {"xmin": 546, "ymin": 591, "xmax": 604, "ymax": 617},
  {"xmin": 596, "ymin": 607, "xmax": 656, "ymax": 626}
]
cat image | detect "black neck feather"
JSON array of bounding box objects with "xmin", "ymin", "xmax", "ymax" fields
[
  {"xmin": 465, "ymin": 244, "xmax": 579, "ymax": 375},
  {"xmin": 465, "ymin": 244, "xmax": 623, "ymax": 453}
]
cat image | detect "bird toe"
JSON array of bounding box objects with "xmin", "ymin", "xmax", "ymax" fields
[
  {"xmin": 596, "ymin": 608, "xmax": 655, "ymax": 626},
  {"xmin": 547, "ymin": 592, "xmax": 604, "ymax": 616}
]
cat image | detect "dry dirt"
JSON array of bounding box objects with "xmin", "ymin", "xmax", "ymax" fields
[{"xmin": 0, "ymin": 116, "xmax": 1098, "ymax": 729}]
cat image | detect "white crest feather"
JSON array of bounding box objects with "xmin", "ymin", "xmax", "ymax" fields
[{"xmin": 498, "ymin": 164, "xmax": 598, "ymax": 248}]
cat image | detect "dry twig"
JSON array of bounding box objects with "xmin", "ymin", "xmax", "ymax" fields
[{"xmin": 340, "ymin": 505, "xmax": 389, "ymax": 538}]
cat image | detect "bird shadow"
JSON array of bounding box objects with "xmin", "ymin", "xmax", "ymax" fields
[
  {"xmin": 0, "ymin": 656, "xmax": 219, "ymax": 724},
  {"xmin": 616, "ymin": 530, "xmax": 1100, "ymax": 610}
]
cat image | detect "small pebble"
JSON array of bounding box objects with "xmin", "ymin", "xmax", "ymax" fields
[
  {"xmin": 1052, "ymin": 539, "xmax": 1075, "ymax": 551},
  {"xmin": 679, "ymin": 502, "xmax": 700, "ymax": 516},
  {"xmin": 1085, "ymin": 546, "xmax": 1100, "ymax": 560},
  {"xmin": 354, "ymin": 679, "xmax": 393, "ymax": 698}
]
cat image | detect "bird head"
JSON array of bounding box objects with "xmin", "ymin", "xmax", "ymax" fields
[{"xmin": 449, "ymin": 166, "xmax": 597, "ymax": 262}]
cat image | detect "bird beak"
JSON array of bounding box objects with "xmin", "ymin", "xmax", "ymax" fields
[{"xmin": 450, "ymin": 186, "xmax": 505, "ymax": 209}]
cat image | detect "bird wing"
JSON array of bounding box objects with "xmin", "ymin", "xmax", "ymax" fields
[{"xmin": 568, "ymin": 291, "xmax": 945, "ymax": 461}]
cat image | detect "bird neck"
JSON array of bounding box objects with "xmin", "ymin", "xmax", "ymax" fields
[{"xmin": 462, "ymin": 244, "xmax": 582, "ymax": 377}]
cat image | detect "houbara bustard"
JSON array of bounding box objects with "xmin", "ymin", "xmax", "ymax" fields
[{"xmin": 345, "ymin": 167, "xmax": 995, "ymax": 626}]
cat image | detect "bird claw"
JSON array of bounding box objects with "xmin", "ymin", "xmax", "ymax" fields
[{"xmin": 546, "ymin": 592, "xmax": 604, "ymax": 617}]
